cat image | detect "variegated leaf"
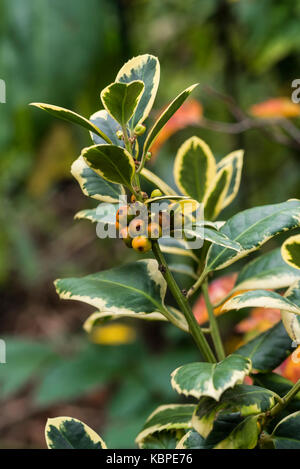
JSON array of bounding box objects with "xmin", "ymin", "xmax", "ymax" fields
[
  {"xmin": 74, "ymin": 206, "xmax": 116, "ymax": 225},
  {"xmin": 221, "ymin": 289, "xmax": 300, "ymax": 316},
  {"xmin": 235, "ymin": 321, "xmax": 293, "ymax": 372},
  {"xmin": 281, "ymin": 280, "xmax": 300, "ymax": 344},
  {"xmin": 271, "ymin": 412, "xmax": 300, "ymax": 449},
  {"xmin": 100, "ymin": 80, "xmax": 144, "ymax": 127},
  {"xmin": 176, "ymin": 430, "xmax": 208, "ymax": 449},
  {"xmin": 143, "ymin": 84, "xmax": 199, "ymax": 156},
  {"xmin": 140, "ymin": 167, "xmax": 178, "ymax": 196},
  {"xmin": 233, "ymin": 248, "xmax": 300, "ymax": 293},
  {"xmin": 89, "ymin": 110, "xmax": 123, "ymax": 146},
  {"xmin": 116, "ymin": 54, "xmax": 160, "ymax": 128},
  {"xmin": 45, "ymin": 417, "xmax": 106, "ymax": 449},
  {"xmin": 204, "ymin": 165, "xmax": 232, "ymax": 220},
  {"xmin": 214, "ymin": 415, "xmax": 260, "ymax": 449},
  {"xmin": 82, "ymin": 144, "xmax": 135, "ymax": 188},
  {"xmin": 159, "ymin": 238, "xmax": 199, "ymax": 262},
  {"xmin": 173, "ymin": 226, "xmax": 242, "ymax": 251},
  {"xmin": 192, "ymin": 384, "xmax": 276, "ymax": 438},
  {"xmin": 30, "ymin": 103, "xmax": 111, "ymax": 144},
  {"xmin": 55, "ymin": 259, "xmax": 168, "ymax": 319},
  {"xmin": 173, "ymin": 136, "xmax": 216, "ymax": 202},
  {"xmin": 71, "ymin": 156, "xmax": 125, "ymax": 203},
  {"xmin": 281, "ymin": 234, "xmax": 300, "ymax": 270},
  {"xmin": 205, "ymin": 200, "xmax": 300, "ymax": 273},
  {"xmin": 171, "ymin": 354, "xmax": 252, "ymax": 401},
  {"xmin": 217, "ymin": 150, "xmax": 244, "ymax": 209},
  {"xmin": 136, "ymin": 404, "xmax": 195, "ymax": 448}
]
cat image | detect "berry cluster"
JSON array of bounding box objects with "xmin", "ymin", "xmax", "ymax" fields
[{"xmin": 116, "ymin": 191, "xmax": 168, "ymax": 253}]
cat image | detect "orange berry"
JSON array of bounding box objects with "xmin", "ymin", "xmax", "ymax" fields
[
  {"xmin": 132, "ymin": 236, "xmax": 152, "ymax": 253},
  {"xmin": 148, "ymin": 222, "xmax": 162, "ymax": 239},
  {"xmin": 131, "ymin": 195, "xmax": 136, "ymax": 203},
  {"xmin": 128, "ymin": 218, "xmax": 146, "ymax": 237}
]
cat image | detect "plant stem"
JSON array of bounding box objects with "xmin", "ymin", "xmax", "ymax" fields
[
  {"xmin": 269, "ymin": 379, "xmax": 300, "ymax": 419},
  {"xmin": 187, "ymin": 269, "xmax": 207, "ymax": 298},
  {"xmin": 152, "ymin": 240, "xmax": 216, "ymax": 363},
  {"xmin": 202, "ymin": 279, "xmax": 226, "ymax": 361}
]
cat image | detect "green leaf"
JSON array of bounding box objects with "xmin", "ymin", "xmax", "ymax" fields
[
  {"xmin": 45, "ymin": 417, "xmax": 106, "ymax": 449},
  {"xmin": 233, "ymin": 248, "xmax": 300, "ymax": 293},
  {"xmin": 205, "ymin": 200, "xmax": 300, "ymax": 273},
  {"xmin": 204, "ymin": 165, "xmax": 232, "ymax": 220},
  {"xmin": 192, "ymin": 384, "xmax": 277, "ymax": 438},
  {"xmin": 83, "ymin": 311, "xmax": 170, "ymax": 333},
  {"xmin": 175, "ymin": 226, "xmax": 242, "ymax": 251},
  {"xmin": 82, "ymin": 144, "xmax": 135, "ymax": 188},
  {"xmin": 281, "ymin": 279, "xmax": 300, "ymax": 344},
  {"xmin": 30, "ymin": 103, "xmax": 112, "ymax": 144},
  {"xmin": 89, "ymin": 110, "xmax": 123, "ymax": 146},
  {"xmin": 173, "ymin": 136, "xmax": 216, "ymax": 202},
  {"xmin": 136, "ymin": 404, "xmax": 195, "ymax": 448},
  {"xmin": 71, "ymin": 156, "xmax": 125, "ymax": 203},
  {"xmin": 214, "ymin": 415, "xmax": 260, "ymax": 449},
  {"xmin": 217, "ymin": 150, "xmax": 244, "ymax": 209},
  {"xmin": 221, "ymin": 289, "xmax": 300, "ymax": 316},
  {"xmin": 171, "ymin": 354, "xmax": 252, "ymax": 401},
  {"xmin": 158, "ymin": 237, "xmax": 198, "ymax": 262},
  {"xmin": 141, "ymin": 431, "xmax": 183, "ymax": 449},
  {"xmin": 176, "ymin": 430, "xmax": 208, "ymax": 449},
  {"xmin": 253, "ymin": 373, "xmax": 300, "ymax": 412},
  {"xmin": 116, "ymin": 54, "xmax": 160, "ymax": 128},
  {"xmin": 143, "ymin": 84, "xmax": 199, "ymax": 156},
  {"xmin": 100, "ymin": 80, "xmax": 144, "ymax": 127},
  {"xmin": 55, "ymin": 259, "xmax": 168, "ymax": 318},
  {"xmin": 281, "ymin": 234, "xmax": 300, "ymax": 270},
  {"xmin": 271, "ymin": 412, "xmax": 300, "ymax": 449},
  {"xmin": 140, "ymin": 168, "xmax": 178, "ymax": 196},
  {"xmin": 235, "ymin": 321, "xmax": 293, "ymax": 372}
]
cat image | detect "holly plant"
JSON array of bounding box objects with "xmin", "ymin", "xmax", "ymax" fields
[{"xmin": 31, "ymin": 54, "xmax": 300, "ymax": 450}]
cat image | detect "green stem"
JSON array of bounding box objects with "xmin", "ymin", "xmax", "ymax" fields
[
  {"xmin": 152, "ymin": 241, "xmax": 216, "ymax": 363},
  {"xmin": 269, "ymin": 379, "xmax": 300, "ymax": 419},
  {"xmin": 187, "ymin": 269, "xmax": 207, "ymax": 298},
  {"xmin": 202, "ymin": 279, "xmax": 226, "ymax": 361}
]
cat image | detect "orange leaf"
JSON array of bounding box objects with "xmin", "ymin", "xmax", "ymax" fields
[
  {"xmin": 150, "ymin": 99, "xmax": 203, "ymax": 158},
  {"xmin": 193, "ymin": 273, "xmax": 237, "ymax": 324},
  {"xmin": 250, "ymin": 98, "xmax": 300, "ymax": 119},
  {"xmin": 235, "ymin": 307, "xmax": 281, "ymax": 334},
  {"xmin": 276, "ymin": 346, "xmax": 300, "ymax": 383}
]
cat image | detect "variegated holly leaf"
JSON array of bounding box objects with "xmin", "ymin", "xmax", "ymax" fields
[
  {"xmin": 253, "ymin": 373, "xmax": 300, "ymax": 412},
  {"xmin": 30, "ymin": 103, "xmax": 111, "ymax": 144},
  {"xmin": 205, "ymin": 200, "xmax": 300, "ymax": 273},
  {"xmin": 159, "ymin": 237, "xmax": 199, "ymax": 262},
  {"xmin": 270, "ymin": 412, "xmax": 300, "ymax": 449},
  {"xmin": 174, "ymin": 226, "xmax": 242, "ymax": 251},
  {"xmin": 140, "ymin": 168, "xmax": 178, "ymax": 196},
  {"xmin": 55, "ymin": 259, "xmax": 169, "ymax": 319},
  {"xmin": 71, "ymin": 156, "xmax": 125, "ymax": 203},
  {"xmin": 100, "ymin": 80, "xmax": 144, "ymax": 127},
  {"xmin": 281, "ymin": 280, "xmax": 300, "ymax": 344},
  {"xmin": 143, "ymin": 84, "xmax": 199, "ymax": 156},
  {"xmin": 235, "ymin": 321, "xmax": 293, "ymax": 372},
  {"xmin": 89, "ymin": 110, "xmax": 123, "ymax": 146},
  {"xmin": 221, "ymin": 289, "xmax": 300, "ymax": 316},
  {"xmin": 173, "ymin": 136, "xmax": 216, "ymax": 202},
  {"xmin": 83, "ymin": 306, "xmax": 189, "ymax": 334},
  {"xmin": 74, "ymin": 205, "xmax": 116, "ymax": 225},
  {"xmin": 171, "ymin": 354, "xmax": 252, "ymax": 401},
  {"xmin": 217, "ymin": 150, "xmax": 244, "ymax": 209},
  {"xmin": 45, "ymin": 417, "xmax": 107, "ymax": 449},
  {"xmin": 281, "ymin": 234, "xmax": 300, "ymax": 270},
  {"xmin": 233, "ymin": 248, "xmax": 300, "ymax": 293},
  {"xmin": 136, "ymin": 404, "xmax": 195, "ymax": 448},
  {"xmin": 214, "ymin": 415, "xmax": 261, "ymax": 449},
  {"xmin": 82, "ymin": 144, "xmax": 135, "ymax": 188},
  {"xmin": 203, "ymin": 165, "xmax": 232, "ymax": 220},
  {"xmin": 176, "ymin": 430, "xmax": 208, "ymax": 449},
  {"xmin": 116, "ymin": 54, "xmax": 160, "ymax": 129},
  {"xmin": 192, "ymin": 384, "xmax": 277, "ymax": 438}
]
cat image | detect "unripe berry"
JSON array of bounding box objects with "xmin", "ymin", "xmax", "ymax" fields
[
  {"xmin": 151, "ymin": 189, "xmax": 163, "ymax": 198},
  {"xmin": 134, "ymin": 124, "xmax": 146, "ymax": 136},
  {"xmin": 128, "ymin": 218, "xmax": 146, "ymax": 237},
  {"xmin": 116, "ymin": 130, "xmax": 123, "ymax": 140},
  {"xmin": 132, "ymin": 236, "xmax": 152, "ymax": 253},
  {"xmin": 146, "ymin": 152, "xmax": 152, "ymax": 160},
  {"xmin": 148, "ymin": 222, "xmax": 162, "ymax": 239},
  {"xmin": 120, "ymin": 227, "xmax": 132, "ymax": 248}
]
